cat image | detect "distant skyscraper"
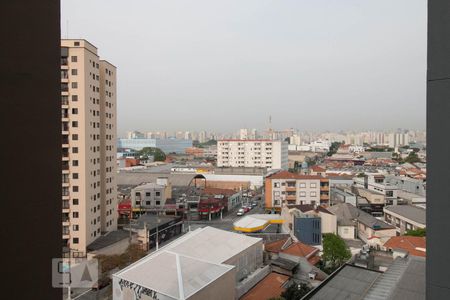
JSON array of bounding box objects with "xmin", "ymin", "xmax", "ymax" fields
[
  {"xmin": 388, "ymin": 132, "xmax": 409, "ymax": 148},
  {"xmin": 184, "ymin": 131, "xmax": 191, "ymax": 140},
  {"xmin": 61, "ymin": 39, "xmax": 117, "ymax": 257},
  {"xmin": 290, "ymin": 134, "xmax": 301, "ymax": 146},
  {"xmin": 199, "ymin": 131, "xmax": 207, "ymax": 143},
  {"xmin": 127, "ymin": 131, "xmax": 145, "ymax": 139}
]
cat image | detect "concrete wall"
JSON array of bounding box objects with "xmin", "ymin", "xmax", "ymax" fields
[
  {"xmin": 279, "ymin": 253, "xmax": 328, "ymax": 281},
  {"xmin": 189, "ymin": 268, "xmax": 236, "ymax": 300},
  {"xmin": 337, "ymin": 225, "xmax": 356, "ymax": 240},
  {"xmin": 224, "ymin": 240, "xmax": 264, "ymax": 282},
  {"xmin": 89, "ymin": 237, "xmax": 133, "ymax": 258},
  {"xmin": 318, "ymin": 211, "xmax": 337, "ymax": 234},
  {"xmin": 235, "ymin": 265, "xmax": 271, "ymax": 299},
  {"xmin": 112, "ymin": 276, "xmax": 175, "ymax": 300}
]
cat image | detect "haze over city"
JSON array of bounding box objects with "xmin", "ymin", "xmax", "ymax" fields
[{"xmin": 61, "ymin": 0, "xmax": 426, "ymax": 135}]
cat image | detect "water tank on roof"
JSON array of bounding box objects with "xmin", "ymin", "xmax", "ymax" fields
[{"xmin": 302, "ymin": 161, "xmax": 308, "ymax": 169}]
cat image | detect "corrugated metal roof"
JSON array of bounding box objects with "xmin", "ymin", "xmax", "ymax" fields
[
  {"xmin": 384, "ymin": 205, "xmax": 426, "ymax": 225},
  {"xmin": 310, "ymin": 265, "xmax": 381, "ymax": 300}
]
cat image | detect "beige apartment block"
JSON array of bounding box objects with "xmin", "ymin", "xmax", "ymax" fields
[
  {"xmin": 217, "ymin": 139, "xmax": 288, "ymax": 170},
  {"xmin": 61, "ymin": 39, "xmax": 117, "ymax": 257}
]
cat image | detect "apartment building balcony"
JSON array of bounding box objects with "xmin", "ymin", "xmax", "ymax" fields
[
  {"xmin": 320, "ymin": 186, "xmax": 329, "ymax": 191},
  {"xmin": 286, "ymin": 195, "xmax": 296, "ymax": 201},
  {"xmin": 286, "ymin": 186, "xmax": 297, "ymax": 192},
  {"xmin": 60, "ymin": 57, "xmax": 68, "ymax": 67},
  {"xmin": 61, "ymin": 96, "xmax": 69, "ymax": 106},
  {"xmin": 61, "ymin": 109, "xmax": 69, "ymax": 121},
  {"xmin": 320, "ymin": 194, "xmax": 329, "ymax": 200},
  {"xmin": 62, "ymin": 216, "xmax": 70, "ymax": 225}
]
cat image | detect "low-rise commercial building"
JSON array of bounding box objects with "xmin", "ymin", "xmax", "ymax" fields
[
  {"xmin": 383, "ymin": 205, "xmax": 426, "ymax": 235},
  {"xmin": 131, "ymin": 180, "xmax": 172, "ymax": 215},
  {"xmin": 113, "ymin": 227, "xmax": 263, "ymax": 300},
  {"xmin": 354, "ymin": 174, "xmax": 399, "ymax": 205}
]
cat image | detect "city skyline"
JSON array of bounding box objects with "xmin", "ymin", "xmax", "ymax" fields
[{"xmin": 61, "ymin": 0, "xmax": 426, "ymax": 136}]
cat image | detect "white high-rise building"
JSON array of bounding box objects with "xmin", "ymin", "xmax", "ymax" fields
[
  {"xmin": 184, "ymin": 131, "xmax": 191, "ymax": 140},
  {"xmin": 217, "ymin": 139, "xmax": 288, "ymax": 170},
  {"xmin": 239, "ymin": 128, "xmax": 248, "ymax": 140},
  {"xmin": 388, "ymin": 132, "xmax": 410, "ymax": 148},
  {"xmin": 127, "ymin": 131, "xmax": 145, "ymax": 139},
  {"xmin": 289, "ymin": 134, "xmax": 302, "ymax": 146},
  {"xmin": 61, "ymin": 39, "xmax": 117, "ymax": 257},
  {"xmin": 199, "ymin": 131, "xmax": 207, "ymax": 143}
]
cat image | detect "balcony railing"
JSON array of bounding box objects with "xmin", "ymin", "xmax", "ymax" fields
[
  {"xmin": 62, "ymin": 216, "xmax": 70, "ymax": 222},
  {"xmin": 62, "ymin": 164, "xmax": 69, "ymax": 171},
  {"xmin": 61, "ymin": 58, "xmax": 68, "ymax": 66},
  {"xmin": 61, "ymin": 97, "xmax": 69, "ymax": 105}
]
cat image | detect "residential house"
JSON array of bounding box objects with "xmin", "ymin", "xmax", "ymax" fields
[
  {"xmin": 383, "ymin": 236, "xmax": 426, "ymax": 257},
  {"xmin": 328, "ymin": 203, "xmax": 396, "ymax": 245}
]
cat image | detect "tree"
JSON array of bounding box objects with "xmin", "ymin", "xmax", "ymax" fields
[
  {"xmin": 280, "ymin": 283, "xmax": 311, "ymax": 300},
  {"xmin": 137, "ymin": 147, "xmax": 166, "ymax": 161},
  {"xmin": 327, "ymin": 142, "xmax": 342, "ymax": 156},
  {"xmin": 403, "ymin": 151, "xmax": 421, "ymax": 163},
  {"xmin": 197, "ymin": 139, "xmax": 217, "ymax": 148},
  {"xmin": 322, "ymin": 233, "xmax": 351, "ymax": 273},
  {"xmin": 405, "ymin": 228, "xmax": 426, "ymax": 237}
]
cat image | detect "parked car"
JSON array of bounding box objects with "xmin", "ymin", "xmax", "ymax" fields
[
  {"xmin": 237, "ymin": 208, "xmax": 245, "ymax": 216},
  {"xmin": 251, "ymin": 202, "xmax": 257, "ymax": 207},
  {"xmin": 243, "ymin": 206, "xmax": 250, "ymax": 213}
]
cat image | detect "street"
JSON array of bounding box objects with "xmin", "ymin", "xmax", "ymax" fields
[{"xmin": 188, "ymin": 195, "xmax": 266, "ymax": 231}]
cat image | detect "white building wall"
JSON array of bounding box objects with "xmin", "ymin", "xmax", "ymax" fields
[{"xmin": 217, "ymin": 140, "xmax": 288, "ymax": 170}]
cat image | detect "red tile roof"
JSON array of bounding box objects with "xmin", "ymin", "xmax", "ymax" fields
[
  {"xmin": 240, "ymin": 272, "xmax": 289, "ymax": 300},
  {"xmin": 384, "ymin": 236, "xmax": 426, "ymax": 257},
  {"xmin": 267, "ymin": 171, "xmax": 322, "ymax": 180},
  {"xmin": 265, "ymin": 238, "xmax": 320, "ymax": 260},
  {"xmin": 311, "ymin": 166, "xmax": 326, "ymax": 172},
  {"xmin": 202, "ymin": 187, "xmax": 237, "ymax": 196}
]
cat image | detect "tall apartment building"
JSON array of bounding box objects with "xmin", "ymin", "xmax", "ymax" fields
[
  {"xmin": 61, "ymin": 39, "xmax": 117, "ymax": 257},
  {"xmin": 388, "ymin": 132, "xmax": 410, "ymax": 148},
  {"xmin": 217, "ymin": 139, "xmax": 288, "ymax": 170},
  {"xmin": 264, "ymin": 171, "xmax": 330, "ymax": 211}
]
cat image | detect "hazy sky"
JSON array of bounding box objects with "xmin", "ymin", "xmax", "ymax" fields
[{"xmin": 61, "ymin": 0, "xmax": 427, "ymax": 136}]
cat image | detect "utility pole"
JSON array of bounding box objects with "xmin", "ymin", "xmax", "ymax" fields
[
  {"xmin": 156, "ymin": 218, "xmax": 160, "ymax": 251},
  {"xmin": 67, "ymin": 247, "xmax": 71, "ymax": 300},
  {"xmin": 144, "ymin": 222, "xmax": 148, "ymax": 251}
]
